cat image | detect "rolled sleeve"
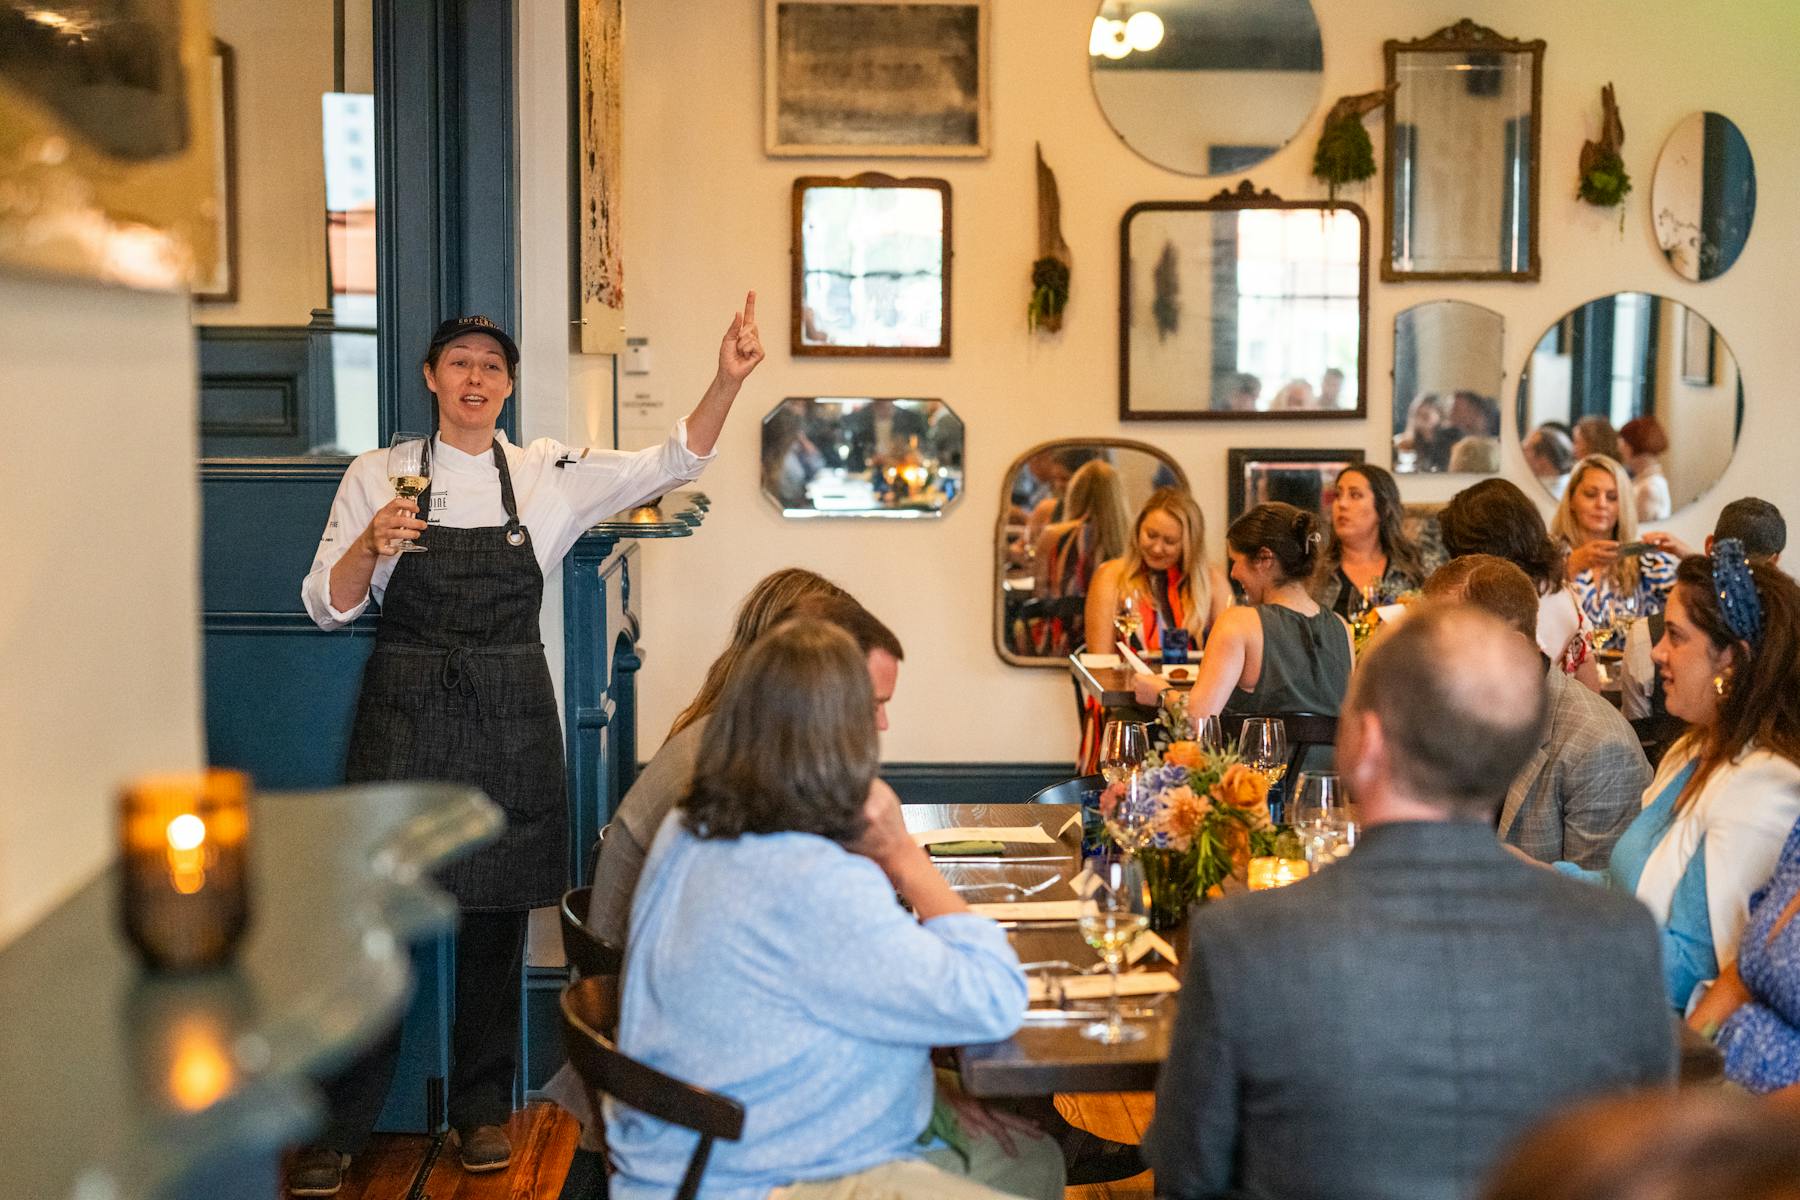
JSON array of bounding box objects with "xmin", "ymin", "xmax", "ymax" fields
[
  {"xmin": 301, "ymin": 456, "xmax": 385, "ymax": 631},
  {"xmin": 554, "ymin": 419, "xmax": 718, "ymax": 531}
]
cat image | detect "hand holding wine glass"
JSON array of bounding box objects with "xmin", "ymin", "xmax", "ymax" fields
[
  {"xmin": 1079, "ymin": 857, "xmax": 1150, "ymax": 1045},
  {"xmin": 386, "ymin": 433, "xmax": 432, "ymax": 554}
]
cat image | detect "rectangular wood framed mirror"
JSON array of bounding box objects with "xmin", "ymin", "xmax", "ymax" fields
[
  {"xmin": 1383, "ymin": 19, "xmax": 1545, "ymax": 282},
  {"xmin": 791, "ymin": 173, "xmax": 951, "ymax": 357},
  {"xmin": 1119, "ymin": 183, "xmax": 1368, "ymax": 421}
]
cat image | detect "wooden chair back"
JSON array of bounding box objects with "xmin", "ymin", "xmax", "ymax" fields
[
  {"xmin": 561, "ymin": 977, "xmax": 746, "ymax": 1200},
  {"xmin": 561, "ymin": 886, "xmax": 625, "ymax": 981}
]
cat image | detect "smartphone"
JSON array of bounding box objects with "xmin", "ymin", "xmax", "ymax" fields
[{"xmin": 1616, "ymin": 541, "xmax": 1653, "ymax": 557}]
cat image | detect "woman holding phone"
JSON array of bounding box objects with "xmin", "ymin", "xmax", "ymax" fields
[{"xmin": 1551, "ymin": 455, "xmax": 1684, "ymax": 632}]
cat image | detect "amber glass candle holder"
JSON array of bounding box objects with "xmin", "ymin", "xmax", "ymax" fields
[
  {"xmin": 119, "ymin": 770, "xmax": 252, "ymax": 972},
  {"xmin": 1246, "ymin": 856, "xmax": 1310, "ymax": 891}
]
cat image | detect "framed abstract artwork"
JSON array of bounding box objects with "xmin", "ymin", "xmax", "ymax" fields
[
  {"xmin": 766, "ymin": 0, "xmax": 989, "ymax": 157},
  {"xmin": 576, "ymin": 0, "xmax": 625, "ymax": 353}
]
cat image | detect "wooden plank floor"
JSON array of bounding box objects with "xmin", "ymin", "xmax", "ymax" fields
[{"xmin": 309, "ymin": 1093, "xmax": 1151, "ymax": 1199}]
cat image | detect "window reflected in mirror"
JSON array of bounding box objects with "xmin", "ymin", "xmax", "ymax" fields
[
  {"xmin": 1653, "ymin": 112, "xmax": 1756, "ymax": 283},
  {"xmin": 791, "ymin": 175, "xmax": 950, "ymax": 357},
  {"xmin": 1122, "ymin": 191, "xmax": 1366, "ymax": 420},
  {"xmin": 196, "ymin": 0, "xmax": 380, "ymax": 458},
  {"xmin": 1088, "ymin": 0, "xmax": 1323, "ymax": 177},
  {"xmin": 1384, "ymin": 21, "xmax": 1543, "ymax": 281},
  {"xmin": 1517, "ymin": 294, "xmax": 1743, "ymax": 517},
  {"xmin": 1392, "ymin": 301, "xmax": 1504, "ymax": 475},
  {"xmin": 996, "ymin": 440, "xmax": 1188, "ymax": 666},
  {"xmin": 762, "ymin": 398, "xmax": 963, "ymax": 518}
]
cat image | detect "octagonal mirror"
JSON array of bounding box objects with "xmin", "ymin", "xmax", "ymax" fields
[{"xmin": 762, "ymin": 397, "xmax": 963, "ymax": 518}]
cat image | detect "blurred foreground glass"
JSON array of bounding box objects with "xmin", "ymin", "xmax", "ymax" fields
[
  {"xmin": 1290, "ymin": 771, "xmax": 1356, "ymax": 870},
  {"xmin": 119, "ymin": 770, "xmax": 252, "ymax": 972}
]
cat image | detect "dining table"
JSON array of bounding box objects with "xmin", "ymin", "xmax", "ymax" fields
[
  {"xmin": 1069, "ymin": 651, "xmax": 1196, "ymax": 712},
  {"xmin": 903, "ymin": 801, "xmax": 1178, "ymax": 1099}
]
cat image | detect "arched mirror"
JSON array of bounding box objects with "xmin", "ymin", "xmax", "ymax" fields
[
  {"xmin": 1653, "ymin": 112, "xmax": 1756, "ymax": 282},
  {"xmin": 996, "ymin": 440, "xmax": 1188, "ymax": 666},
  {"xmin": 1089, "ymin": 0, "xmax": 1323, "ymax": 177},
  {"xmin": 1392, "ymin": 301, "xmax": 1505, "ymax": 475},
  {"xmin": 1517, "ymin": 294, "xmax": 1743, "ymax": 518},
  {"xmin": 761, "ymin": 397, "xmax": 963, "ymax": 518}
]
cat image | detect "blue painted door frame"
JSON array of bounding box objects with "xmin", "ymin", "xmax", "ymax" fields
[{"xmin": 201, "ymin": 0, "xmax": 520, "ymax": 1134}]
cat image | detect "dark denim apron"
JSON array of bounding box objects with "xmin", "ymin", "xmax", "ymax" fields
[{"xmin": 345, "ymin": 440, "xmax": 567, "ymax": 912}]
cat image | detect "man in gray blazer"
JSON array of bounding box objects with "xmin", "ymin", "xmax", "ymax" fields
[
  {"xmin": 1425, "ymin": 555, "xmax": 1649, "ymax": 867},
  {"xmin": 1145, "ymin": 604, "xmax": 1676, "ymax": 1200}
]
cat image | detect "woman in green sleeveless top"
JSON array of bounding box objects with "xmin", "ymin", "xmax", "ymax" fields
[{"xmin": 1140, "ymin": 502, "xmax": 1353, "ymax": 721}]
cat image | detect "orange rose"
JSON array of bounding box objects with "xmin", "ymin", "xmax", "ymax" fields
[
  {"xmin": 1162, "ymin": 740, "xmax": 1204, "ymax": 769},
  {"xmin": 1215, "ymin": 763, "xmax": 1272, "ymax": 812},
  {"xmin": 1165, "ymin": 787, "xmax": 1213, "ymax": 845}
]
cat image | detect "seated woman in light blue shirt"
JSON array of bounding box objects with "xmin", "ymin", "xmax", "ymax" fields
[
  {"xmin": 1557, "ymin": 546, "xmax": 1800, "ymax": 1011},
  {"xmin": 607, "ymin": 619, "xmax": 1063, "ymax": 1200}
]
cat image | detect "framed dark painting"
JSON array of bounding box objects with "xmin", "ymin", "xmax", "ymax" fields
[{"xmin": 1226, "ymin": 447, "xmax": 1365, "ymax": 523}]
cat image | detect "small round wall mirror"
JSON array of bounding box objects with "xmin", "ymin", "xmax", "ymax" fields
[
  {"xmin": 1089, "ymin": 0, "xmax": 1323, "ymax": 177},
  {"xmin": 1653, "ymin": 112, "xmax": 1756, "ymax": 282},
  {"xmin": 1516, "ymin": 293, "xmax": 1743, "ymax": 519}
]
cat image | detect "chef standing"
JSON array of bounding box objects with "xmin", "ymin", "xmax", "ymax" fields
[{"xmin": 288, "ymin": 296, "xmax": 763, "ymax": 1195}]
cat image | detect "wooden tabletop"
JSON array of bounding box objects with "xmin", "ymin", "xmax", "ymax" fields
[{"xmin": 903, "ymin": 802, "xmax": 1177, "ymax": 1098}]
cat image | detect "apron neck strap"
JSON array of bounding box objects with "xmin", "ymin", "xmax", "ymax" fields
[{"xmin": 413, "ymin": 437, "xmax": 522, "ymax": 535}]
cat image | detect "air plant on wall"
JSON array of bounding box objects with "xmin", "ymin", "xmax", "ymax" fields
[
  {"xmin": 1578, "ymin": 83, "xmax": 1632, "ymax": 226},
  {"xmin": 1151, "ymin": 241, "xmax": 1180, "ymax": 340},
  {"xmin": 1311, "ymin": 84, "xmax": 1397, "ymax": 203},
  {"xmin": 1028, "ymin": 143, "xmax": 1073, "ymax": 333}
]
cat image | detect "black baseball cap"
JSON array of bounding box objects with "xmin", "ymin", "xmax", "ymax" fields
[{"xmin": 426, "ymin": 314, "xmax": 519, "ymax": 371}]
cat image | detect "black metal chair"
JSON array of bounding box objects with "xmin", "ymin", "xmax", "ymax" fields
[
  {"xmin": 1027, "ymin": 773, "xmax": 1106, "ymax": 805},
  {"xmin": 561, "ymin": 886, "xmax": 625, "ymax": 982},
  {"xmin": 583, "ymin": 820, "xmax": 612, "ymax": 890},
  {"xmin": 561, "ymin": 976, "xmax": 746, "ymax": 1200}
]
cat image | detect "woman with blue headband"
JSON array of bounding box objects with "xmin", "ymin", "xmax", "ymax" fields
[{"xmin": 1553, "ymin": 541, "xmax": 1800, "ymax": 1012}]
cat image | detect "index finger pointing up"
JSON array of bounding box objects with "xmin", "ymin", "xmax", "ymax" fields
[{"xmin": 743, "ymin": 290, "xmax": 757, "ymax": 324}]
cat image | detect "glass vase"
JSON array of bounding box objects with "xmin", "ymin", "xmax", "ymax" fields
[{"xmin": 1137, "ymin": 844, "xmax": 1202, "ymax": 931}]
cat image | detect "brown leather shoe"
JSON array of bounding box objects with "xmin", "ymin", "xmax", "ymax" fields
[
  {"xmin": 286, "ymin": 1148, "xmax": 349, "ymax": 1196},
  {"xmin": 456, "ymin": 1124, "xmax": 513, "ymax": 1173}
]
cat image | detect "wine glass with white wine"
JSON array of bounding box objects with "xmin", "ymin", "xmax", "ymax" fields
[
  {"xmin": 1079, "ymin": 857, "xmax": 1150, "ymax": 1045},
  {"xmin": 1239, "ymin": 717, "xmax": 1288, "ymax": 821},
  {"xmin": 1114, "ymin": 595, "xmax": 1143, "ymax": 652},
  {"xmin": 387, "ymin": 433, "xmax": 431, "ymax": 553}
]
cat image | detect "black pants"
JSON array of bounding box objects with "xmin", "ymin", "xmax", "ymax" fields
[{"xmin": 316, "ymin": 909, "xmax": 529, "ymax": 1153}]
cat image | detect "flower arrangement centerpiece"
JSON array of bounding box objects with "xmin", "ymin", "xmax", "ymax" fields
[
  {"xmin": 1349, "ymin": 586, "xmax": 1420, "ymax": 658},
  {"xmin": 1097, "ymin": 723, "xmax": 1294, "ymax": 929}
]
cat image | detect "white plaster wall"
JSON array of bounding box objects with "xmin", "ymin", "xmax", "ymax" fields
[
  {"xmin": 0, "ymin": 278, "xmax": 203, "ymax": 947},
  {"xmin": 514, "ymin": 0, "xmax": 1800, "ymax": 765}
]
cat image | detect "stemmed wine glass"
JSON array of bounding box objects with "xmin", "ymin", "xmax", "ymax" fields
[
  {"xmin": 387, "ymin": 433, "xmax": 432, "ymax": 554},
  {"xmin": 1239, "ymin": 717, "xmax": 1289, "ymax": 821},
  {"xmin": 1098, "ymin": 719, "xmax": 1148, "ymax": 786},
  {"xmin": 1098, "ymin": 719, "xmax": 1154, "ymax": 858},
  {"xmin": 1190, "ymin": 713, "xmax": 1224, "ymax": 754},
  {"xmin": 1289, "ymin": 771, "xmax": 1356, "ymax": 870},
  {"xmin": 1114, "ymin": 595, "xmax": 1143, "ymax": 652},
  {"xmin": 1078, "ymin": 857, "xmax": 1150, "ymax": 1045}
]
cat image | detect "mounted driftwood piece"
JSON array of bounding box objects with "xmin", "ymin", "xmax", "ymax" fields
[
  {"xmin": 1029, "ymin": 143, "xmax": 1071, "ymax": 333},
  {"xmin": 1578, "ymin": 82, "xmax": 1631, "ymax": 218},
  {"xmin": 1312, "ymin": 83, "xmax": 1397, "ymax": 203}
]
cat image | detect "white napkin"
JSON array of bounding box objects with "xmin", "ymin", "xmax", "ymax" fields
[
  {"xmin": 1078, "ymin": 652, "xmax": 1122, "ymax": 669},
  {"xmin": 1028, "ymin": 971, "xmax": 1179, "ymax": 1003},
  {"xmin": 969, "ymin": 900, "xmax": 1083, "ymax": 922},
  {"xmin": 912, "ymin": 826, "xmax": 1056, "ymax": 847}
]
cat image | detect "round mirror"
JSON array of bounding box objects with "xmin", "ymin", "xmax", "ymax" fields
[
  {"xmin": 996, "ymin": 440, "xmax": 1188, "ymax": 666},
  {"xmin": 1516, "ymin": 294, "xmax": 1742, "ymax": 518},
  {"xmin": 1089, "ymin": 0, "xmax": 1324, "ymax": 177},
  {"xmin": 1653, "ymin": 112, "xmax": 1756, "ymax": 282}
]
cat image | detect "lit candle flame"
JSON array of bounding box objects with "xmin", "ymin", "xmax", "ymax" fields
[{"xmin": 166, "ymin": 814, "xmax": 208, "ymax": 895}]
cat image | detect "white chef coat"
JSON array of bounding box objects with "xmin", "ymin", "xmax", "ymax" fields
[{"xmin": 302, "ymin": 420, "xmax": 712, "ymax": 631}]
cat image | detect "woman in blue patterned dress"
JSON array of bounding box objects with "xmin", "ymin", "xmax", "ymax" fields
[
  {"xmin": 1555, "ymin": 544, "xmax": 1800, "ymax": 1012},
  {"xmin": 1551, "ymin": 455, "xmax": 1682, "ymax": 639},
  {"xmin": 1690, "ymin": 816, "xmax": 1800, "ymax": 1095}
]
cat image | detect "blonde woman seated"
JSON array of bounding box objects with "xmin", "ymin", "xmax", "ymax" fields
[
  {"xmin": 1135, "ymin": 503, "xmax": 1353, "ymax": 722},
  {"xmin": 1554, "ymin": 454, "xmax": 1683, "ymax": 632},
  {"xmin": 1556, "ymin": 544, "xmax": 1800, "ymax": 1012},
  {"xmin": 608, "ymin": 621, "xmax": 1063, "ymax": 1200},
  {"xmin": 1085, "ymin": 487, "xmax": 1231, "ymax": 656}
]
